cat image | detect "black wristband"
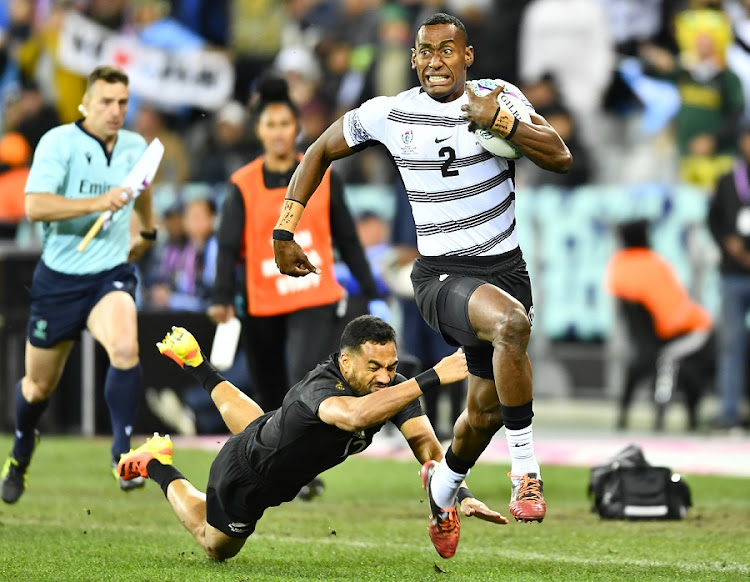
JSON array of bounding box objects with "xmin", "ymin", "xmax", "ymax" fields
[
  {"xmin": 272, "ymin": 229, "xmax": 294, "ymax": 241},
  {"xmin": 415, "ymin": 368, "xmax": 440, "ymax": 391},
  {"xmin": 505, "ymin": 116, "xmax": 520, "ymax": 140},
  {"xmin": 490, "ymin": 106, "xmax": 502, "ymax": 128},
  {"xmin": 456, "ymin": 486, "xmax": 473, "ymax": 503},
  {"xmin": 140, "ymin": 228, "xmax": 157, "ymax": 241},
  {"xmin": 186, "ymin": 356, "xmax": 225, "ymax": 393}
]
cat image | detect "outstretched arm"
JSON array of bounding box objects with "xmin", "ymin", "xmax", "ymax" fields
[
  {"xmin": 318, "ymin": 349, "xmax": 468, "ymax": 432},
  {"xmin": 399, "ymin": 416, "xmax": 508, "ymax": 524},
  {"xmin": 273, "ymin": 116, "xmax": 357, "ymax": 277}
]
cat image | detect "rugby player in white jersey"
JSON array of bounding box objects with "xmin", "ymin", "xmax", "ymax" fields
[{"xmin": 273, "ymin": 12, "xmax": 572, "ymax": 557}]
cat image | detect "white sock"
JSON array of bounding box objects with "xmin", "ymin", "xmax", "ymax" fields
[
  {"xmin": 429, "ymin": 458, "xmax": 468, "ymax": 509},
  {"xmin": 505, "ymin": 424, "xmax": 541, "ymax": 484}
]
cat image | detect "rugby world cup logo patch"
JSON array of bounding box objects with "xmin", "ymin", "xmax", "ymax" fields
[{"xmin": 401, "ymin": 130, "xmax": 413, "ymax": 145}]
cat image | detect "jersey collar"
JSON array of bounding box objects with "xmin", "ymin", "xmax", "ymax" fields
[{"xmin": 75, "ymin": 120, "xmax": 117, "ymax": 165}]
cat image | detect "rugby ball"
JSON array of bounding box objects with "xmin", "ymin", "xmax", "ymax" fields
[{"xmin": 468, "ymin": 79, "xmax": 530, "ymax": 159}]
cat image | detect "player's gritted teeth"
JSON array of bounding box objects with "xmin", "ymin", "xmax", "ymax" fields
[{"xmin": 426, "ymin": 75, "xmax": 450, "ymax": 85}]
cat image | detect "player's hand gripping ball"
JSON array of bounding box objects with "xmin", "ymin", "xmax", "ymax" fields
[{"xmin": 468, "ymin": 79, "xmax": 530, "ymax": 160}]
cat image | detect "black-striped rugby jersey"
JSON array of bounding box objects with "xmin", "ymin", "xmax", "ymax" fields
[
  {"xmin": 343, "ymin": 81, "xmax": 534, "ymax": 257},
  {"xmin": 245, "ymin": 354, "xmax": 423, "ymax": 488}
]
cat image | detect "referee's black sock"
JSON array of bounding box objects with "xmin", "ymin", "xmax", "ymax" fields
[
  {"xmin": 146, "ymin": 459, "xmax": 185, "ymax": 497},
  {"xmin": 185, "ymin": 355, "xmax": 225, "ymax": 394}
]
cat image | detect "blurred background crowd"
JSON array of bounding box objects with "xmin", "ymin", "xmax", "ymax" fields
[{"xmin": 1, "ymin": 0, "xmax": 749, "ymax": 437}]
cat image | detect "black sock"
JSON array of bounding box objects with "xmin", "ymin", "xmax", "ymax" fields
[
  {"xmin": 445, "ymin": 445, "xmax": 475, "ymax": 474},
  {"xmin": 186, "ymin": 355, "xmax": 225, "ymax": 394},
  {"xmin": 104, "ymin": 364, "xmax": 142, "ymax": 462},
  {"xmin": 146, "ymin": 459, "xmax": 185, "ymax": 496},
  {"xmin": 12, "ymin": 380, "xmax": 48, "ymax": 460},
  {"xmin": 500, "ymin": 400, "xmax": 534, "ymax": 430}
]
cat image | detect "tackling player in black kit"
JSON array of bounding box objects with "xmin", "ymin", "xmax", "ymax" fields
[{"xmin": 118, "ymin": 316, "xmax": 506, "ymax": 561}]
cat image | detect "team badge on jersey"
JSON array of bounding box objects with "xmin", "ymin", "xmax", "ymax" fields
[{"xmin": 400, "ymin": 129, "xmax": 417, "ymax": 155}]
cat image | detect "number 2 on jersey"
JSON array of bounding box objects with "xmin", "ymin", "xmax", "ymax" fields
[{"xmin": 439, "ymin": 146, "xmax": 459, "ymax": 177}]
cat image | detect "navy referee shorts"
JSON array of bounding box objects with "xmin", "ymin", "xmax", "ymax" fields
[{"xmin": 27, "ymin": 260, "xmax": 137, "ymax": 348}]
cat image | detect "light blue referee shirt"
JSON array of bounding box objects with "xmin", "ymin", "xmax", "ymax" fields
[{"xmin": 25, "ymin": 121, "xmax": 147, "ymax": 275}]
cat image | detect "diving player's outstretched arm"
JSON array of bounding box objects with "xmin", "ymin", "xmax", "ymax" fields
[{"xmin": 317, "ymin": 349, "xmax": 468, "ymax": 432}]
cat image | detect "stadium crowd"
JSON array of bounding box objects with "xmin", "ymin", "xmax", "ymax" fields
[{"xmin": 1, "ymin": 0, "xmax": 749, "ymax": 433}]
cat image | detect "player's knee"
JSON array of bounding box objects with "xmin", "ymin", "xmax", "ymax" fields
[
  {"xmin": 489, "ymin": 303, "xmax": 530, "ymax": 351},
  {"xmin": 107, "ymin": 337, "xmax": 139, "ymax": 368},
  {"xmin": 467, "ymin": 405, "xmax": 503, "ymax": 435},
  {"xmin": 22, "ymin": 376, "xmax": 56, "ymax": 402}
]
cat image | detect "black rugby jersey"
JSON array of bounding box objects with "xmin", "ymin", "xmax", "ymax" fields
[{"xmin": 242, "ymin": 353, "xmax": 424, "ymax": 496}]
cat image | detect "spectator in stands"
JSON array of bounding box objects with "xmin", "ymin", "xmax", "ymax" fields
[
  {"xmin": 16, "ymin": 4, "xmax": 87, "ymax": 124},
  {"xmin": 189, "ymin": 100, "xmax": 257, "ymax": 186},
  {"xmin": 147, "ymin": 198, "xmax": 217, "ymax": 312},
  {"xmin": 445, "ymin": 0, "xmax": 530, "ymax": 84},
  {"xmin": 230, "ymin": 1, "xmax": 286, "ymax": 103},
  {"xmin": 519, "ymin": 0, "xmax": 615, "ymax": 163},
  {"xmin": 371, "ymin": 4, "xmax": 413, "ymax": 98},
  {"xmin": 707, "ymin": 124, "xmax": 750, "ymax": 432},
  {"xmin": 334, "ymin": 210, "xmax": 392, "ymax": 318},
  {"xmin": 0, "ymin": 131, "xmax": 31, "ymax": 239},
  {"xmin": 11, "ymin": 79, "xmax": 61, "ymax": 150},
  {"xmin": 641, "ymin": 6, "xmax": 744, "ymax": 189},
  {"xmin": 606, "ymin": 219, "xmax": 715, "ymax": 431},
  {"xmin": 518, "ymin": 73, "xmax": 591, "ymax": 188},
  {"xmin": 132, "ymin": 104, "xmax": 190, "ymax": 187},
  {"xmin": 142, "ymin": 200, "xmax": 186, "ymax": 288},
  {"xmin": 169, "ymin": 0, "xmax": 230, "ymax": 47}
]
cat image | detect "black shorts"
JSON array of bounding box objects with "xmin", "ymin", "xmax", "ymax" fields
[
  {"xmin": 27, "ymin": 261, "xmax": 137, "ymax": 348},
  {"xmin": 411, "ymin": 248, "xmax": 533, "ymax": 379},
  {"xmin": 206, "ymin": 412, "xmax": 278, "ymax": 539}
]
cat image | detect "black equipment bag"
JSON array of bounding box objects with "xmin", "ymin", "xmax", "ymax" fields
[{"xmin": 589, "ymin": 444, "xmax": 692, "ymax": 520}]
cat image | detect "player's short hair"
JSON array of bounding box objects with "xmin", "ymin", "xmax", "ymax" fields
[
  {"xmin": 86, "ymin": 66, "xmax": 129, "ymax": 91},
  {"xmin": 340, "ymin": 315, "xmax": 397, "ymax": 353},
  {"xmin": 418, "ymin": 12, "xmax": 468, "ymax": 44}
]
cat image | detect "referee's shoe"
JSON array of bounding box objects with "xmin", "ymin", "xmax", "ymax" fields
[{"xmin": 1, "ymin": 430, "xmax": 39, "ymax": 504}]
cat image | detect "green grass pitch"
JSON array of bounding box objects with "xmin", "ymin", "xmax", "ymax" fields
[{"xmin": 0, "ymin": 436, "xmax": 748, "ymax": 581}]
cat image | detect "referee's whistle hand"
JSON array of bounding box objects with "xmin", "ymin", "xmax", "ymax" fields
[{"xmin": 97, "ymin": 187, "xmax": 132, "ymax": 212}]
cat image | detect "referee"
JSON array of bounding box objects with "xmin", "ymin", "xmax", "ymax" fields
[{"xmin": 1, "ymin": 66, "xmax": 157, "ymax": 504}]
